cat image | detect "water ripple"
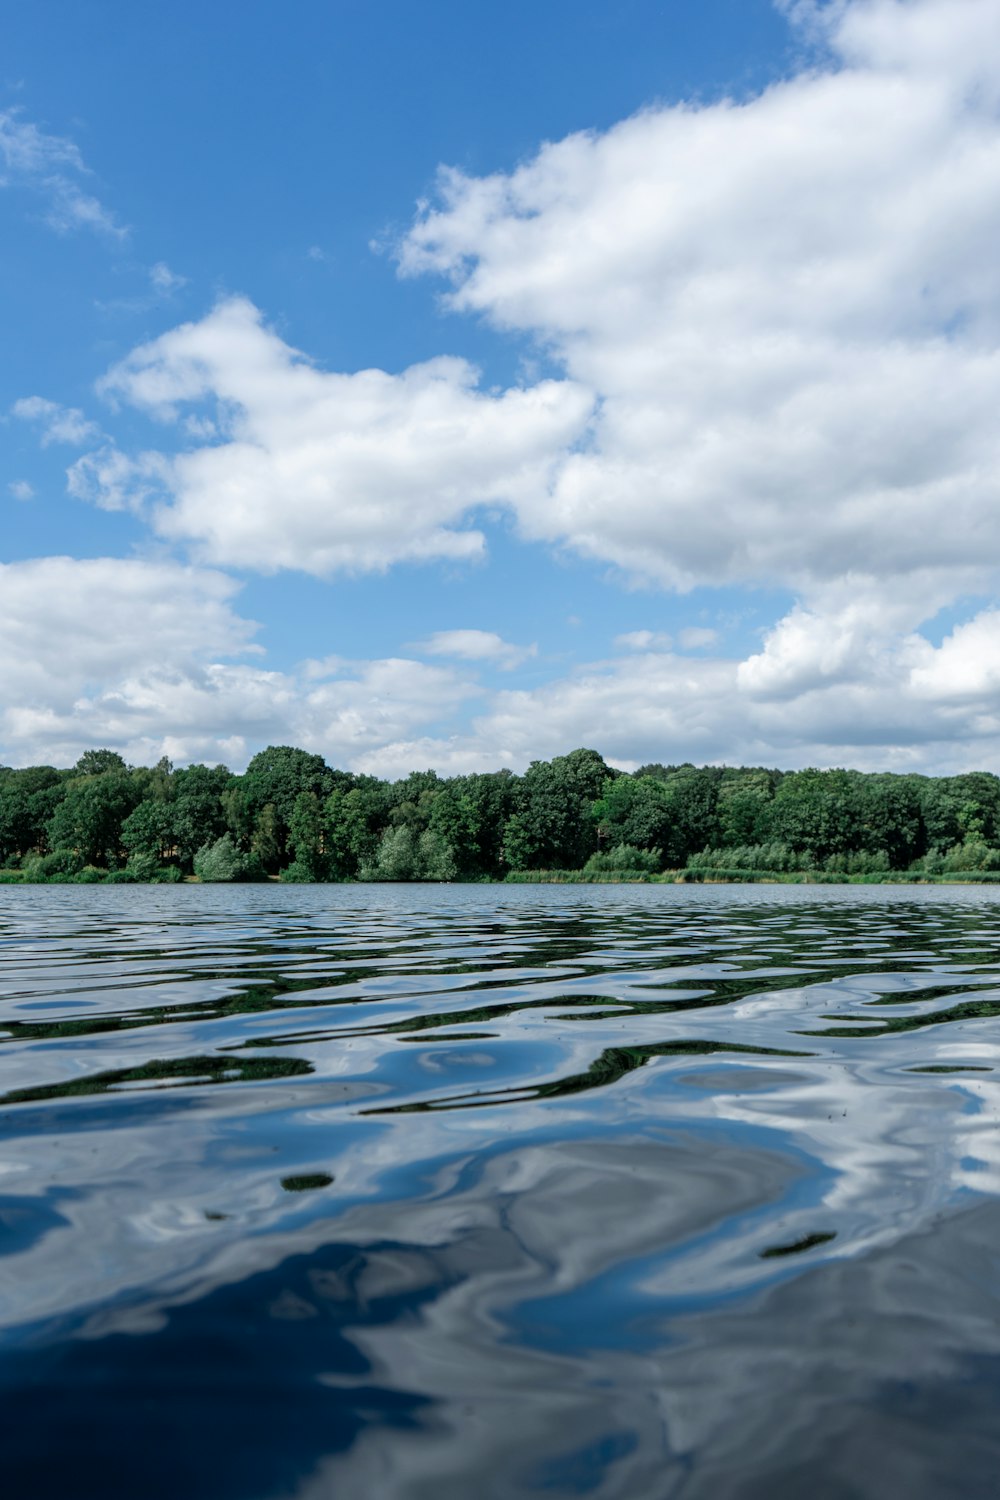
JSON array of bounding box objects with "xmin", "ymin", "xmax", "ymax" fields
[{"xmin": 3, "ymin": 883, "xmax": 1000, "ymax": 1496}]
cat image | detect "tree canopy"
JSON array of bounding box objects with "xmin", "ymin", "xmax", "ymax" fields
[{"xmin": 3, "ymin": 744, "xmax": 1000, "ymax": 883}]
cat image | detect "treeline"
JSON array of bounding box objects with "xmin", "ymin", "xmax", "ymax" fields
[{"xmin": 2, "ymin": 745, "xmax": 1000, "ymax": 884}]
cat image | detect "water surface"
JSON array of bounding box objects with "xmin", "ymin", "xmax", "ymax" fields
[{"xmin": 3, "ymin": 883, "xmax": 1000, "ymax": 1497}]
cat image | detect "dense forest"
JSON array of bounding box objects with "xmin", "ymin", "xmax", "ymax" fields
[{"xmin": 3, "ymin": 744, "xmax": 1000, "ymax": 884}]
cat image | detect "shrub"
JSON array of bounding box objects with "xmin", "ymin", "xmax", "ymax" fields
[
  {"xmin": 585, "ymin": 843, "xmax": 662, "ymax": 874},
  {"xmin": 194, "ymin": 834, "xmax": 244, "ymax": 882},
  {"xmin": 30, "ymin": 848, "xmax": 84, "ymax": 878},
  {"xmin": 360, "ymin": 826, "xmax": 457, "ymax": 881}
]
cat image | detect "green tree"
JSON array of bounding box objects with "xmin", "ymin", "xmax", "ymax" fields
[
  {"xmin": 858, "ymin": 775, "xmax": 925, "ymax": 868},
  {"xmin": 251, "ymin": 802, "xmax": 282, "ymax": 874},
  {"xmin": 324, "ymin": 780, "xmax": 388, "ymax": 878},
  {"xmin": 503, "ymin": 749, "xmax": 612, "ymax": 870},
  {"xmin": 172, "ymin": 764, "xmax": 233, "ymax": 870},
  {"xmin": 716, "ymin": 769, "xmax": 777, "ymax": 847},
  {"xmin": 73, "ymin": 749, "xmax": 129, "ymax": 777},
  {"xmin": 766, "ymin": 769, "xmax": 864, "ymax": 862},
  {"xmin": 194, "ymin": 834, "xmax": 244, "ymax": 882},
  {"xmin": 121, "ymin": 800, "xmax": 176, "ymax": 865},
  {"xmin": 46, "ymin": 773, "xmax": 142, "ymax": 868},
  {"xmin": 233, "ymin": 746, "xmax": 338, "ymax": 869},
  {"xmin": 591, "ymin": 775, "xmax": 673, "ymax": 855},
  {"xmin": 361, "ymin": 824, "xmax": 457, "ymax": 881},
  {"xmin": 363, "ymin": 825, "xmax": 419, "ymax": 880},
  {"xmin": 287, "ymin": 790, "xmax": 326, "ymax": 878},
  {"xmin": 0, "ymin": 766, "xmax": 64, "ymax": 862}
]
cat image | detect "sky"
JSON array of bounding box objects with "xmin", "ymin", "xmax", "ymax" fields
[{"xmin": 4, "ymin": 0, "xmax": 1000, "ymax": 778}]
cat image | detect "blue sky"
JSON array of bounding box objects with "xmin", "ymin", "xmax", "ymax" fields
[{"xmin": 4, "ymin": 0, "xmax": 1000, "ymax": 776}]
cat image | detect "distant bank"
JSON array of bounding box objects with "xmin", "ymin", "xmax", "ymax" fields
[{"xmin": 3, "ymin": 743, "xmax": 1000, "ymax": 885}]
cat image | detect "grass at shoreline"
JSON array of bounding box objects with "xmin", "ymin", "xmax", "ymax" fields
[
  {"xmin": 6, "ymin": 867, "xmax": 1000, "ymax": 887},
  {"xmin": 504, "ymin": 869, "xmax": 1000, "ymax": 885}
]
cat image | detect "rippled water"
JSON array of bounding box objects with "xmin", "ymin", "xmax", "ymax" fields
[{"xmin": 3, "ymin": 884, "xmax": 1000, "ymax": 1497}]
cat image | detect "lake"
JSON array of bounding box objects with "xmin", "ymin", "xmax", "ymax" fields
[{"xmin": 2, "ymin": 883, "xmax": 1000, "ymax": 1498}]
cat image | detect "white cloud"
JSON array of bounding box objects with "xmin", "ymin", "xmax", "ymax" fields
[
  {"xmin": 399, "ymin": 0, "xmax": 1000, "ymax": 613},
  {"xmin": 5, "ymin": 559, "xmax": 1000, "ymax": 775},
  {"xmin": 412, "ymin": 629, "xmax": 537, "ymax": 669},
  {"xmin": 67, "ymin": 444, "xmax": 167, "ymax": 511},
  {"xmin": 80, "ymin": 296, "xmax": 592, "ymax": 575},
  {"xmin": 7, "ymin": 480, "xmax": 34, "ymax": 501},
  {"xmin": 351, "ymin": 590, "xmax": 1000, "ymax": 779},
  {"xmin": 615, "ymin": 630, "xmax": 672, "ymax": 651},
  {"xmin": 0, "ymin": 558, "xmax": 255, "ymax": 688},
  {"xmin": 0, "ymin": 107, "xmax": 124, "ymax": 238},
  {"xmin": 148, "ymin": 261, "xmax": 186, "ymax": 294},
  {"xmin": 0, "ymin": 557, "xmax": 479, "ymax": 770},
  {"xmin": 0, "ymin": 558, "xmax": 255, "ymax": 765},
  {"xmin": 679, "ymin": 627, "xmax": 719, "ymax": 651},
  {"xmin": 909, "ymin": 611, "xmax": 1000, "ymax": 701},
  {"xmin": 21, "ymin": 0, "xmax": 1000, "ymax": 777},
  {"xmin": 12, "ymin": 396, "xmax": 101, "ymax": 447}
]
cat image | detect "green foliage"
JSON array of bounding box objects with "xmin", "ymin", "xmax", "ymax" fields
[
  {"xmin": 584, "ymin": 843, "xmax": 663, "ymax": 873},
  {"xmin": 716, "ymin": 770, "xmax": 777, "ymax": 846},
  {"xmin": 323, "ymin": 781, "xmax": 387, "ymax": 878},
  {"xmin": 46, "ymin": 772, "xmax": 142, "ymax": 868},
  {"xmin": 233, "ymin": 745, "xmax": 338, "ymax": 870},
  {"xmin": 428, "ymin": 770, "xmax": 517, "ymax": 877},
  {"xmin": 171, "ymin": 763, "xmax": 232, "ymax": 868},
  {"xmin": 121, "ymin": 799, "xmax": 176, "ymax": 865},
  {"xmin": 0, "ymin": 766, "xmax": 64, "ymax": 862},
  {"xmin": 503, "ymin": 748, "xmax": 612, "ymax": 870},
  {"xmin": 689, "ymin": 843, "xmax": 812, "ymax": 873},
  {"xmin": 940, "ymin": 839, "xmax": 1000, "ymax": 872},
  {"xmin": 8, "ymin": 741, "xmax": 1000, "ymax": 886},
  {"xmin": 123, "ymin": 850, "xmax": 161, "ymax": 882},
  {"xmin": 22, "ymin": 848, "xmax": 84, "ymax": 879},
  {"xmin": 73, "ymin": 748, "xmax": 128, "ymax": 777},
  {"xmin": 361, "ymin": 825, "xmax": 417, "ymax": 880},
  {"xmin": 360, "ymin": 825, "xmax": 457, "ymax": 881},
  {"xmin": 418, "ymin": 828, "xmax": 458, "ymax": 881},
  {"xmin": 287, "ymin": 790, "xmax": 326, "ymax": 878},
  {"xmin": 250, "ymin": 802, "xmax": 282, "ymax": 873},
  {"xmin": 194, "ymin": 834, "xmax": 246, "ymax": 882}
]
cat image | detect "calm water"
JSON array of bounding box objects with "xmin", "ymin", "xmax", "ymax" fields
[{"xmin": 3, "ymin": 884, "xmax": 1000, "ymax": 1498}]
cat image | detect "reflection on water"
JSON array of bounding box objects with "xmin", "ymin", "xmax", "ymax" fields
[{"xmin": 3, "ymin": 884, "xmax": 1000, "ymax": 1496}]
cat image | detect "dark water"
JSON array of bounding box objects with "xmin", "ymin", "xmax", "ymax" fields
[{"xmin": 3, "ymin": 884, "xmax": 1000, "ymax": 1498}]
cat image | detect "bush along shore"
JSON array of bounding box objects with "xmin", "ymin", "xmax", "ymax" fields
[{"xmin": 5, "ymin": 745, "xmax": 1000, "ymax": 886}]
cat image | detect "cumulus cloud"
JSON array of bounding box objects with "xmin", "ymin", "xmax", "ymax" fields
[
  {"xmin": 8, "ymin": 480, "xmax": 34, "ymax": 501},
  {"xmin": 412, "ymin": 629, "xmax": 537, "ymax": 669},
  {"xmin": 5, "ymin": 557, "xmax": 1000, "ymax": 775},
  {"xmin": 12, "ymin": 396, "xmax": 101, "ymax": 447},
  {"xmin": 29, "ymin": 0, "xmax": 1000, "ymax": 775},
  {"xmin": 399, "ymin": 0, "xmax": 1000, "ymax": 611},
  {"xmin": 0, "ymin": 557, "xmax": 480, "ymax": 770},
  {"xmin": 355, "ymin": 604, "xmax": 1000, "ymax": 780},
  {"xmin": 0, "ymin": 558, "xmax": 255, "ymax": 690},
  {"xmin": 0, "ymin": 107, "xmax": 124, "ymax": 237},
  {"xmin": 79, "ymin": 297, "xmax": 591, "ymax": 574}
]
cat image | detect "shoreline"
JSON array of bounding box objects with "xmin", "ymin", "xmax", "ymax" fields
[{"xmin": 5, "ymin": 870, "xmax": 1000, "ymax": 888}]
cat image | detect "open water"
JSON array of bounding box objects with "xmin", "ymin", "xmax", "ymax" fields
[{"xmin": 2, "ymin": 883, "xmax": 1000, "ymax": 1498}]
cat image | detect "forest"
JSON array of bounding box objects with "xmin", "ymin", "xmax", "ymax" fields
[{"xmin": 3, "ymin": 744, "xmax": 1000, "ymax": 884}]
